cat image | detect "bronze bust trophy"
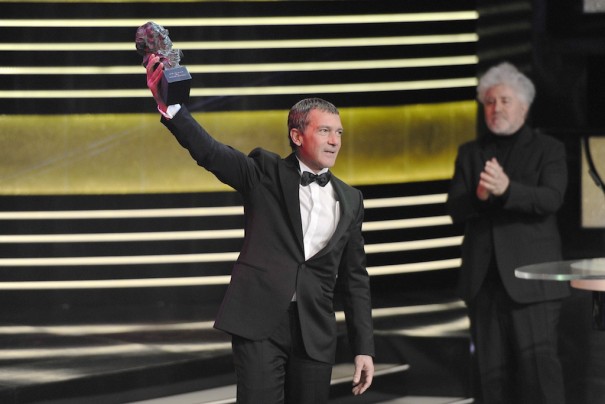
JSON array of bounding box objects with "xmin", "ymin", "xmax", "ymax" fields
[{"xmin": 136, "ymin": 21, "xmax": 192, "ymax": 105}]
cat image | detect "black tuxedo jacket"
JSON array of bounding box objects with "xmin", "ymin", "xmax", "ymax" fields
[
  {"xmin": 446, "ymin": 126, "xmax": 570, "ymax": 304},
  {"xmin": 162, "ymin": 106, "xmax": 375, "ymax": 363}
]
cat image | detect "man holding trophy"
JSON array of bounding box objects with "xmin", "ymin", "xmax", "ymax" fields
[{"xmin": 138, "ymin": 22, "xmax": 375, "ymax": 404}]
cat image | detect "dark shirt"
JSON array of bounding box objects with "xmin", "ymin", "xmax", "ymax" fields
[
  {"xmin": 483, "ymin": 126, "xmax": 524, "ymax": 284},
  {"xmin": 488, "ymin": 126, "xmax": 522, "ymax": 167}
]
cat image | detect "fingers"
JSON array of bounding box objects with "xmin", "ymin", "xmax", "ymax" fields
[
  {"xmin": 145, "ymin": 54, "xmax": 162, "ymax": 74},
  {"xmin": 352, "ymin": 372, "xmax": 373, "ymax": 395},
  {"xmin": 479, "ymin": 173, "xmax": 498, "ymax": 194},
  {"xmin": 478, "ymin": 159, "xmax": 509, "ymax": 197},
  {"xmin": 145, "ymin": 54, "xmax": 167, "ymax": 110},
  {"xmin": 351, "ymin": 355, "xmax": 374, "ymax": 396},
  {"xmin": 145, "ymin": 54, "xmax": 164, "ymax": 88},
  {"xmin": 483, "ymin": 158, "xmax": 503, "ymax": 177},
  {"xmin": 476, "ymin": 183, "xmax": 490, "ymax": 201}
]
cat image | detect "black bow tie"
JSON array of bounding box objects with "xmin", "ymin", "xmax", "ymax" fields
[{"xmin": 300, "ymin": 171, "xmax": 331, "ymax": 187}]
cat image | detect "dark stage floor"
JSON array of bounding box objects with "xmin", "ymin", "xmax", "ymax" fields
[{"xmin": 0, "ymin": 291, "xmax": 472, "ymax": 404}]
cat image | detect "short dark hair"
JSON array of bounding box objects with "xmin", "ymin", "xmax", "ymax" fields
[{"xmin": 287, "ymin": 98, "xmax": 339, "ymax": 150}]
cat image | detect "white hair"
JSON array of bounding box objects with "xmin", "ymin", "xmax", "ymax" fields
[{"xmin": 477, "ymin": 62, "xmax": 535, "ymax": 106}]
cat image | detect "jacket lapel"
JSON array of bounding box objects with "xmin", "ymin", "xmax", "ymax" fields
[
  {"xmin": 280, "ymin": 154, "xmax": 356, "ymax": 261},
  {"xmin": 311, "ymin": 176, "xmax": 354, "ymax": 260},
  {"xmin": 280, "ymin": 154, "xmax": 305, "ymax": 252}
]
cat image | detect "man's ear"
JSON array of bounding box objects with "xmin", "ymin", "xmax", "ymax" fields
[{"xmin": 290, "ymin": 128, "xmax": 302, "ymax": 147}]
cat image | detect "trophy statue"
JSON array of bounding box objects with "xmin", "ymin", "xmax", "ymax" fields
[{"xmin": 136, "ymin": 21, "xmax": 192, "ymax": 105}]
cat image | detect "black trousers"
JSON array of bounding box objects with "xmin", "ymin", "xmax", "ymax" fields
[
  {"xmin": 231, "ymin": 303, "xmax": 333, "ymax": 404},
  {"xmin": 468, "ymin": 275, "xmax": 565, "ymax": 404}
]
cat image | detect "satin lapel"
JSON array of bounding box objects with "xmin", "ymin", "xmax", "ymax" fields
[
  {"xmin": 312, "ymin": 176, "xmax": 354, "ymax": 259},
  {"xmin": 280, "ymin": 154, "xmax": 305, "ymax": 251}
]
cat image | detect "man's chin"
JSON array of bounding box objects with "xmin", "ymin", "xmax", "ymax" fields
[
  {"xmin": 488, "ymin": 124, "xmax": 513, "ymax": 136},
  {"xmin": 321, "ymin": 157, "xmax": 337, "ymax": 168}
]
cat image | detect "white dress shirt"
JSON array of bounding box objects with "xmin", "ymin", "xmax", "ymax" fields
[
  {"xmin": 293, "ymin": 159, "xmax": 340, "ymax": 302},
  {"xmin": 297, "ymin": 159, "xmax": 340, "ymax": 260}
]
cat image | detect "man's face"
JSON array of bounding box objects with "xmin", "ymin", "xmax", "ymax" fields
[
  {"xmin": 290, "ymin": 109, "xmax": 342, "ymax": 172},
  {"xmin": 483, "ymin": 84, "xmax": 529, "ymax": 135}
]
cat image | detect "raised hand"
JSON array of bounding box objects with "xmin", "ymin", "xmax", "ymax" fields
[{"xmin": 145, "ymin": 54, "xmax": 167, "ymax": 113}]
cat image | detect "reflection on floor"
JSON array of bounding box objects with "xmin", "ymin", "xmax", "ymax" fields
[{"xmin": 0, "ymin": 298, "xmax": 472, "ymax": 404}]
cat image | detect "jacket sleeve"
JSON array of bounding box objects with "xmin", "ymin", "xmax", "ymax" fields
[
  {"xmin": 161, "ymin": 105, "xmax": 260, "ymax": 193},
  {"xmin": 338, "ymin": 189, "xmax": 375, "ymax": 357}
]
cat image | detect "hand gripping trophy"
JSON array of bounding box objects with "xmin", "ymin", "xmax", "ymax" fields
[{"xmin": 135, "ymin": 21, "xmax": 192, "ymax": 105}]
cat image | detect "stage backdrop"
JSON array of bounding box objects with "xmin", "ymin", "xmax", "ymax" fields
[{"xmin": 0, "ymin": 0, "xmax": 478, "ymax": 195}]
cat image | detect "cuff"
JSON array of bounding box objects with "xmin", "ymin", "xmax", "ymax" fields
[{"xmin": 158, "ymin": 104, "xmax": 182, "ymax": 120}]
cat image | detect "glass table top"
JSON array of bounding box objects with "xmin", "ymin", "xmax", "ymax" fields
[
  {"xmin": 517, "ymin": 258, "xmax": 605, "ymax": 322},
  {"xmin": 515, "ymin": 258, "xmax": 605, "ymax": 281}
]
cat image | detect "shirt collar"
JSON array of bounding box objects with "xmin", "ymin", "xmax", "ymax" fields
[{"xmin": 296, "ymin": 157, "xmax": 329, "ymax": 175}]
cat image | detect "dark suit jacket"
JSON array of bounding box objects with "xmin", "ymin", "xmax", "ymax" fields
[
  {"xmin": 446, "ymin": 126, "xmax": 570, "ymax": 304},
  {"xmin": 162, "ymin": 106, "xmax": 375, "ymax": 364}
]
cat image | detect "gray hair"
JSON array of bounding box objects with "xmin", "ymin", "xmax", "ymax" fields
[
  {"xmin": 287, "ymin": 98, "xmax": 339, "ymax": 150},
  {"xmin": 477, "ymin": 62, "xmax": 535, "ymax": 106}
]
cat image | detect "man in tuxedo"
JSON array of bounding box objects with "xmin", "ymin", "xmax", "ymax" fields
[
  {"xmin": 145, "ymin": 54, "xmax": 374, "ymax": 404},
  {"xmin": 447, "ymin": 62, "xmax": 569, "ymax": 403}
]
